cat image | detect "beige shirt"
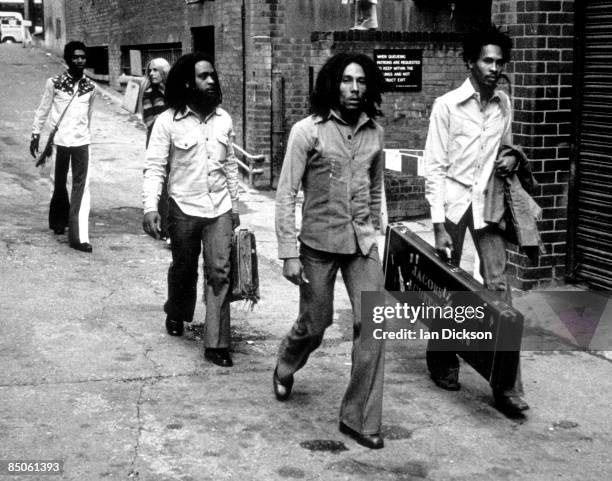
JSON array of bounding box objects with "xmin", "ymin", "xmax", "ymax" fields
[
  {"xmin": 424, "ymin": 78, "xmax": 512, "ymax": 229},
  {"xmin": 142, "ymin": 106, "xmax": 239, "ymax": 218}
]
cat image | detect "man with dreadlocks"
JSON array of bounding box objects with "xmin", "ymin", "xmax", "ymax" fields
[
  {"xmin": 142, "ymin": 52, "xmax": 239, "ymax": 368},
  {"xmin": 423, "ymin": 23, "xmax": 529, "ymax": 417},
  {"xmin": 273, "ymin": 53, "xmax": 386, "ymax": 449}
]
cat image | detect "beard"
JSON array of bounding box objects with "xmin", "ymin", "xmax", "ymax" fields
[{"xmin": 191, "ymin": 87, "xmax": 221, "ymax": 111}]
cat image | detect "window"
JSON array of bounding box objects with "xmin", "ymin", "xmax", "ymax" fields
[{"xmin": 120, "ymin": 43, "xmax": 182, "ymax": 76}]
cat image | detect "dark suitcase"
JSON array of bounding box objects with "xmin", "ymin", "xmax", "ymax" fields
[
  {"xmin": 382, "ymin": 224, "xmax": 522, "ymax": 390},
  {"xmin": 229, "ymin": 229, "xmax": 260, "ymax": 306}
]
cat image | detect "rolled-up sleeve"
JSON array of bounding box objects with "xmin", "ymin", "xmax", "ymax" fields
[
  {"xmin": 275, "ymin": 119, "xmax": 312, "ymax": 259},
  {"xmin": 424, "ymin": 99, "xmax": 451, "ymax": 224},
  {"xmin": 222, "ymin": 125, "xmax": 240, "ymax": 213},
  {"xmin": 142, "ymin": 113, "xmax": 171, "ymax": 214}
]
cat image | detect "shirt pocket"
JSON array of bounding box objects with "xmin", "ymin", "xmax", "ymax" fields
[{"xmin": 172, "ymin": 132, "xmax": 199, "ymax": 165}]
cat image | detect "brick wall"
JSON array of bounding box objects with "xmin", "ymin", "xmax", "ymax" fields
[
  {"xmin": 64, "ymin": 0, "xmax": 189, "ymax": 87},
  {"xmin": 314, "ymin": 31, "xmax": 466, "ymax": 151},
  {"xmin": 492, "ymin": 0, "xmax": 574, "ymax": 288},
  {"xmin": 213, "ymin": 0, "xmax": 245, "ymax": 151}
]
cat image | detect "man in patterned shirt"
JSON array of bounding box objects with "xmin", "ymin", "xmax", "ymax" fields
[{"xmin": 30, "ymin": 40, "xmax": 97, "ymax": 253}]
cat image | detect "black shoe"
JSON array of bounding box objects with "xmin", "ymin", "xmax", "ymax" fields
[
  {"xmin": 165, "ymin": 316, "xmax": 184, "ymax": 336},
  {"xmin": 430, "ymin": 372, "xmax": 461, "ymax": 391},
  {"xmin": 273, "ymin": 366, "xmax": 293, "ymax": 401},
  {"xmin": 53, "ymin": 227, "xmax": 65, "ymax": 235},
  {"xmin": 339, "ymin": 422, "xmax": 384, "ymax": 450},
  {"xmin": 494, "ymin": 393, "xmax": 530, "ymax": 418},
  {"xmin": 70, "ymin": 242, "xmax": 93, "ymax": 253},
  {"xmin": 204, "ymin": 348, "xmax": 233, "ymax": 367}
]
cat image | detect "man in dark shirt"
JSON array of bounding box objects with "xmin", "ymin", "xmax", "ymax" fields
[{"xmin": 273, "ymin": 53, "xmax": 386, "ymax": 449}]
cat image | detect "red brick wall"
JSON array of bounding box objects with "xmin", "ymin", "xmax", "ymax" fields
[{"xmin": 493, "ymin": 0, "xmax": 574, "ymax": 288}]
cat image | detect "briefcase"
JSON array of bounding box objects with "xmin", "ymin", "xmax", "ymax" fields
[
  {"xmin": 229, "ymin": 229, "xmax": 260, "ymax": 305},
  {"xmin": 382, "ymin": 224, "xmax": 522, "ymax": 391}
]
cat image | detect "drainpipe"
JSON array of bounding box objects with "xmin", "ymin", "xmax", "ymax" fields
[{"xmin": 241, "ymin": 0, "xmax": 247, "ymax": 150}]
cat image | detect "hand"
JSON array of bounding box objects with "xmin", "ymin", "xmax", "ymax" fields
[
  {"xmin": 142, "ymin": 211, "xmax": 161, "ymax": 240},
  {"xmin": 433, "ymin": 223, "xmax": 453, "ymax": 261},
  {"xmin": 283, "ymin": 258, "xmax": 309, "ymax": 285},
  {"xmin": 231, "ymin": 212, "xmax": 240, "ymax": 230},
  {"xmin": 30, "ymin": 134, "xmax": 40, "ymax": 158},
  {"xmin": 495, "ymin": 154, "xmax": 517, "ymax": 178}
]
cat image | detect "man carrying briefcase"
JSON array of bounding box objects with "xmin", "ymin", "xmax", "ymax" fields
[{"xmin": 423, "ymin": 23, "xmax": 529, "ymax": 417}]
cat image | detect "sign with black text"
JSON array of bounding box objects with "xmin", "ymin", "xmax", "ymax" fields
[{"xmin": 374, "ymin": 49, "xmax": 422, "ymax": 92}]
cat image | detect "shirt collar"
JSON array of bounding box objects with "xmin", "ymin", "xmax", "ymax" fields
[
  {"xmin": 64, "ymin": 71, "xmax": 83, "ymax": 83},
  {"xmin": 174, "ymin": 105, "xmax": 220, "ymax": 122},
  {"xmin": 455, "ymin": 78, "xmax": 507, "ymax": 114},
  {"xmin": 315, "ymin": 109, "xmax": 373, "ymax": 131}
]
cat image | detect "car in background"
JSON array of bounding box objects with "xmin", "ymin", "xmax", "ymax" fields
[{"xmin": 0, "ymin": 11, "xmax": 24, "ymax": 43}]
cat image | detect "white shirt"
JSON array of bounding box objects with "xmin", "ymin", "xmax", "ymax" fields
[
  {"xmin": 32, "ymin": 72, "xmax": 96, "ymax": 147},
  {"xmin": 142, "ymin": 106, "xmax": 239, "ymax": 218},
  {"xmin": 424, "ymin": 78, "xmax": 512, "ymax": 229}
]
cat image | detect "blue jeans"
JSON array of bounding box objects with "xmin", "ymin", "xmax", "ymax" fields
[
  {"xmin": 276, "ymin": 243, "xmax": 386, "ymax": 435},
  {"xmin": 165, "ymin": 199, "xmax": 233, "ymax": 348}
]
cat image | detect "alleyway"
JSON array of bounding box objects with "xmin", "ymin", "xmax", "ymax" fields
[{"xmin": 1, "ymin": 44, "xmax": 611, "ymax": 481}]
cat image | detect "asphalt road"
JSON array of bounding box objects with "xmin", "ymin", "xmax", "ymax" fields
[{"xmin": 1, "ymin": 44, "xmax": 611, "ymax": 481}]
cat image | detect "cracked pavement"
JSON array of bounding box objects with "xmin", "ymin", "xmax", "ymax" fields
[{"xmin": 1, "ymin": 44, "xmax": 612, "ymax": 481}]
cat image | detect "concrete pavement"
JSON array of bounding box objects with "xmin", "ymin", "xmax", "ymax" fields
[{"xmin": 1, "ymin": 44, "xmax": 612, "ymax": 481}]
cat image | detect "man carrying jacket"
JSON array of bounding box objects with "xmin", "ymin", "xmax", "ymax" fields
[{"xmin": 424, "ymin": 24, "xmax": 529, "ymax": 417}]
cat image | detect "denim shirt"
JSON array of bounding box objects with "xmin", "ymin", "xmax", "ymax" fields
[{"xmin": 275, "ymin": 111, "xmax": 384, "ymax": 259}]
